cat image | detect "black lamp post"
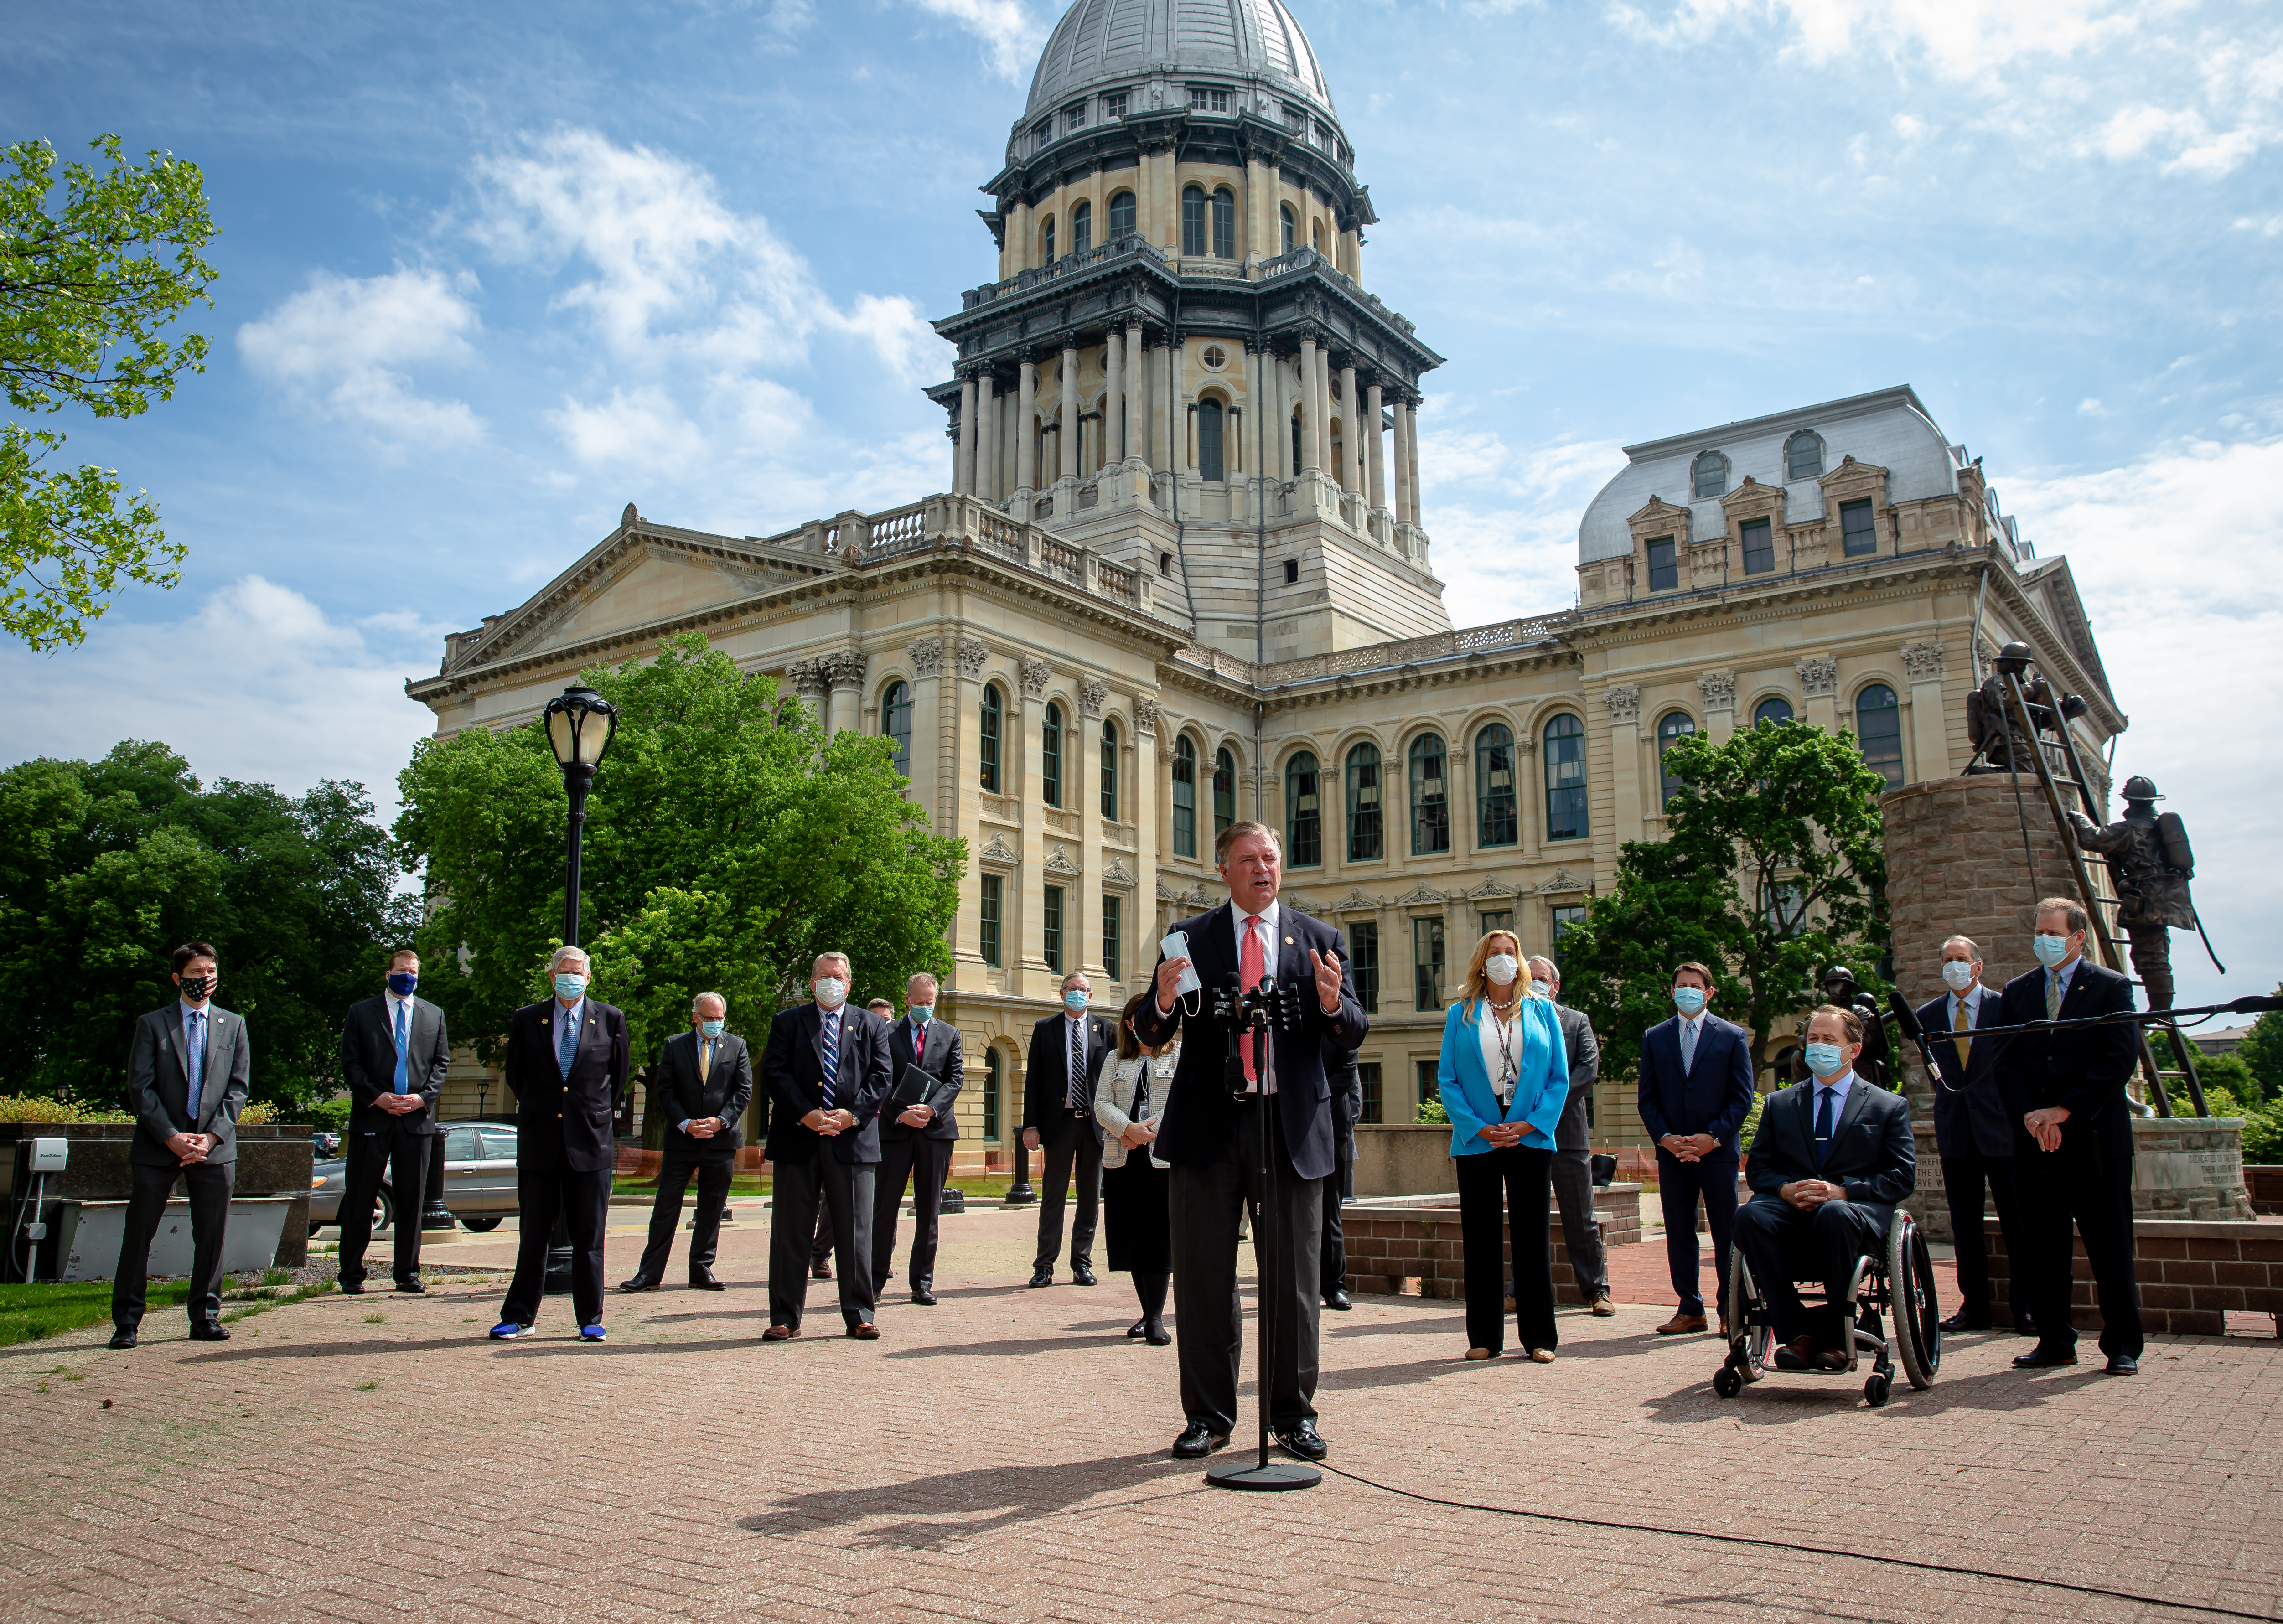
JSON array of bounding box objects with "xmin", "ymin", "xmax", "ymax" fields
[{"xmin": 539, "ymin": 682, "xmax": 620, "ymax": 1293}]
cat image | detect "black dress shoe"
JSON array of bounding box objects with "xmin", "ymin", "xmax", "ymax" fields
[
  {"xmin": 1939, "ymin": 1311, "xmax": 1991, "ymax": 1333},
  {"xmin": 911, "ymin": 1287, "xmax": 937, "ymax": 1306},
  {"xmin": 1325, "ymin": 1288, "xmax": 1352, "ymax": 1311},
  {"xmin": 337, "ymin": 1281, "xmax": 366, "ymax": 1296},
  {"xmin": 689, "ymin": 1271, "xmax": 725, "ymax": 1292},
  {"xmin": 1273, "ymin": 1419, "xmax": 1328, "ymax": 1462},
  {"xmin": 2013, "ymin": 1346, "xmax": 2078, "ymax": 1369},
  {"xmin": 188, "ymin": 1322, "xmax": 231, "ymax": 1342},
  {"xmin": 1072, "ymin": 1265, "xmax": 1098, "ymax": 1286},
  {"xmin": 619, "ymin": 1274, "xmax": 659, "ymax": 1293},
  {"xmin": 2012, "ymin": 1319, "xmax": 2040, "ymax": 1337},
  {"xmin": 1144, "ymin": 1320, "xmax": 1171, "ymax": 1347},
  {"xmin": 107, "ymin": 1328, "xmax": 137, "ymax": 1350},
  {"xmin": 2105, "ymin": 1353, "xmax": 2139, "ymax": 1375},
  {"xmin": 1171, "ymin": 1421, "xmax": 1230, "ymax": 1459},
  {"xmin": 395, "ymin": 1277, "xmax": 425, "ymax": 1295},
  {"xmin": 1028, "ymin": 1267, "xmax": 1054, "ymax": 1288},
  {"xmin": 1126, "ymin": 1317, "xmax": 1148, "ymax": 1338}
]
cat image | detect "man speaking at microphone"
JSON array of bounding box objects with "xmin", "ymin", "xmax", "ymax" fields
[{"xmin": 1135, "ymin": 822, "xmax": 1367, "ymax": 1464}]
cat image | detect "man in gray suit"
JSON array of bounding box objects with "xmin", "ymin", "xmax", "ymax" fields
[
  {"xmin": 1531, "ymin": 957, "xmax": 1611, "ymax": 1316},
  {"xmin": 111, "ymin": 940, "xmax": 251, "ymax": 1348},
  {"xmin": 337, "ymin": 948, "xmax": 452, "ymax": 1294}
]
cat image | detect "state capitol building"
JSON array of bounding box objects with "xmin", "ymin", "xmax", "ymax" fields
[{"xmin": 409, "ymin": 0, "xmax": 2126, "ymax": 1155}]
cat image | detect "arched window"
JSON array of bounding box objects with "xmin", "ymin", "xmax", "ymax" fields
[
  {"xmin": 1071, "ymin": 200, "xmax": 1092, "ymax": 256},
  {"xmin": 1855, "ymin": 684, "xmax": 1905, "ymax": 790},
  {"xmin": 1280, "ymin": 202, "xmax": 1296, "ymax": 255},
  {"xmin": 1312, "ymin": 219, "xmax": 1324, "ymax": 252},
  {"xmin": 1657, "ymin": 711, "xmax": 1697, "ymax": 811},
  {"xmin": 979, "ymin": 683, "xmax": 1003, "ymax": 793},
  {"xmin": 981, "ymin": 1047, "xmax": 1001, "ymax": 1139},
  {"xmin": 1543, "ymin": 714, "xmax": 1587, "ymax": 840},
  {"xmin": 1752, "ymin": 696, "xmax": 1795, "ymax": 729},
  {"xmin": 1290, "ymin": 410, "xmax": 1304, "ymax": 474},
  {"xmin": 1345, "ymin": 742, "xmax": 1383, "ymax": 861},
  {"xmin": 1172, "ymin": 735, "xmax": 1197, "ymax": 858},
  {"xmin": 1785, "ymin": 430, "xmax": 1824, "ymax": 481},
  {"xmin": 1182, "ymin": 185, "xmax": 1207, "ymax": 257},
  {"xmin": 1042, "ymin": 701, "xmax": 1064, "ymax": 807},
  {"xmin": 1041, "ymin": 215, "xmax": 1055, "ymax": 265},
  {"xmin": 881, "ymin": 681, "xmax": 912, "ymax": 777},
  {"xmin": 1099, "ymin": 719, "xmax": 1119, "ymax": 819},
  {"xmin": 1213, "ymin": 746, "xmax": 1237, "ymax": 835},
  {"xmin": 1198, "ymin": 398, "xmax": 1225, "ymax": 481},
  {"xmin": 1475, "ymin": 724, "xmax": 1517, "ymax": 848},
  {"xmin": 1212, "ymin": 187, "xmax": 1236, "ymax": 259},
  {"xmin": 1108, "ymin": 190, "xmax": 1135, "ymax": 240},
  {"xmin": 1691, "ymin": 450, "xmax": 1729, "ymax": 500},
  {"xmin": 1408, "ymin": 733, "xmax": 1449, "ymax": 855},
  {"xmin": 1286, "ymin": 751, "xmax": 1322, "ymax": 866}
]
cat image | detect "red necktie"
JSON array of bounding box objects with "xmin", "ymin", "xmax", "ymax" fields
[{"xmin": 1240, "ymin": 915, "xmax": 1265, "ymax": 1086}]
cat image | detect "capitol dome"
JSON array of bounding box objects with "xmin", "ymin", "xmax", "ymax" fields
[{"xmin": 1025, "ymin": 0, "xmax": 1337, "ymax": 122}]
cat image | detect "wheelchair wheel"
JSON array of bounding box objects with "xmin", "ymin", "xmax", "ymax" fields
[
  {"xmin": 1887, "ymin": 1211, "xmax": 1943, "ymax": 1391},
  {"xmin": 1864, "ymin": 1371, "xmax": 1891, "ymax": 1407},
  {"xmin": 1726, "ymin": 1241, "xmax": 1770, "ymax": 1381},
  {"xmin": 1714, "ymin": 1365, "xmax": 1743, "ymax": 1399}
]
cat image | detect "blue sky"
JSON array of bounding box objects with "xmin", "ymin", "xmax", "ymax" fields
[{"xmin": 7, "ymin": 0, "xmax": 2281, "ymax": 1011}]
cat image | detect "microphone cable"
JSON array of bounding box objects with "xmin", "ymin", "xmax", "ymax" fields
[{"xmin": 1311, "ymin": 1459, "xmax": 2279, "ymax": 1623}]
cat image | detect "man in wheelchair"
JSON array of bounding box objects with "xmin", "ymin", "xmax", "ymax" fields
[{"xmin": 1734, "ymin": 1004, "xmax": 1917, "ymax": 1371}]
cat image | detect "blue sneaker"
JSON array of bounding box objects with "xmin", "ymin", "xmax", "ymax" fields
[
  {"xmin": 579, "ymin": 1324, "xmax": 607, "ymax": 1342},
  {"xmin": 488, "ymin": 1321, "xmax": 531, "ymax": 1340}
]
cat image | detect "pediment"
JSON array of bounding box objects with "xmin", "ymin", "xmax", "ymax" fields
[
  {"xmin": 1627, "ymin": 495, "xmax": 1692, "ymax": 527},
  {"xmin": 1719, "ymin": 476, "xmax": 1785, "ymax": 516},
  {"xmin": 1818, "ymin": 455, "xmax": 1890, "ymax": 497}
]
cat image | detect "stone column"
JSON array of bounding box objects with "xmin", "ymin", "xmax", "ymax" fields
[
  {"xmin": 789, "ymin": 658, "xmax": 828, "ymax": 733},
  {"xmin": 1403, "ymin": 401, "xmax": 1423, "ymax": 524},
  {"xmin": 1338, "ymin": 363, "xmax": 1361, "ymax": 494},
  {"xmin": 1017, "ymin": 656, "xmax": 1053, "ymax": 998},
  {"xmin": 1902, "ymin": 641, "xmax": 1947, "ymax": 783},
  {"xmin": 1698, "ymin": 671, "xmax": 1738, "ymax": 746},
  {"xmin": 1315, "ymin": 345, "xmax": 1335, "ymax": 477},
  {"xmin": 950, "ymin": 638, "xmax": 990, "ymax": 964},
  {"xmin": 1059, "ymin": 342, "xmax": 1079, "ymax": 485},
  {"xmin": 1125, "ymin": 322, "xmax": 1146, "ymax": 467},
  {"xmin": 825, "ymin": 649, "xmax": 867, "ymax": 739},
  {"xmin": 1604, "ymin": 684, "xmax": 1643, "ymax": 838},
  {"xmin": 1366, "ymin": 381, "xmax": 1386, "ymax": 512},
  {"xmin": 1391, "ymin": 398, "xmax": 1412, "ymax": 521},
  {"xmin": 1170, "ymin": 336, "xmax": 1188, "ymax": 477},
  {"xmin": 1514, "ymin": 734, "xmax": 1539, "ymax": 854},
  {"xmin": 1009, "ymin": 199, "xmax": 1033, "ymax": 275},
  {"xmin": 1297, "ymin": 336, "xmax": 1321, "ymax": 472},
  {"xmin": 1133, "ymin": 696, "xmax": 1161, "ymax": 965},
  {"xmin": 1103, "ymin": 329, "xmax": 1123, "ymax": 467},
  {"xmin": 1015, "ymin": 357, "xmax": 1038, "ymax": 499},
  {"xmin": 980, "ymin": 373, "xmax": 1000, "ymax": 502},
  {"xmin": 907, "ymin": 636, "xmax": 946, "ymax": 827},
  {"xmin": 955, "ymin": 373, "xmax": 978, "ymax": 496}
]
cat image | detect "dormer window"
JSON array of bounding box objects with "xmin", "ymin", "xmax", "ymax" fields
[
  {"xmin": 1104, "ymin": 92, "xmax": 1128, "ymax": 120},
  {"xmin": 1033, "ymin": 120, "xmax": 1051, "ymax": 150},
  {"xmin": 1064, "ymin": 102, "xmax": 1086, "ymax": 133},
  {"xmin": 1284, "ymin": 103, "xmax": 1305, "ymax": 130},
  {"xmin": 1189, "ymin": 85, "xmax": 1230, "ymax": 112},
  {"xmin": 1646, "ymin": 534, "xmax": 1678, "ymax": 592},
  {"xmin": 1314, "ymin": 120, "xmax": 1333, "ymax": 147},
  {"xmin": 1785, "ymin": 430, "xmax": 1824, "ymax": 481},
  {"xmin": 1691, "ymin": 450, "xmax": 1729, "ymax": 500}
]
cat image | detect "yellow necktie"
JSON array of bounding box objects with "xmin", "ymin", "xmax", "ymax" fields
[
  {"xmin": 698, "ymin": 1039, "xmax": 711, "ymax": 1084},
  {"xmin": 1953, "ymin": 999, "xmax": 1970, "ymax": 1069}
]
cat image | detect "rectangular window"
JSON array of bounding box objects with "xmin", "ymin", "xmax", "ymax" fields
[
  {"xmin": 1102, "ymin": 894, "xmax": 1121, "ymax": 981},
  {"xmin": 982, "ymin": 1049, "xmax": 1001, "ymax": 1139},
  {"xmin": 1189, "ymin": 85, "xmax": 1230, "ymax": 112},
  {"xmin": 1741, "ymin": 517, "xmax": 1774, "ymax": 575},
  {"xmin": 1104, "ymin": 92, "xmax": 1128, "ymax": 119},
  {"xmin": 1042, "ymin": 885, "xmax": 1064, "ymax": 974},
  {"xmin": 1413, "ymin": 916, "xmax": 1445, "ymax": 1013},
  {"xmin": 1550, "ymin": 904, "xmax": 1585, "ymax": 960},
  {"xmin": 1646, "ymin": 535, "xmax": 1678, "ymax": 592},
  {"xmin": 1416, "ymin": 1059, "xmax": 1440, "ymax": 1112},
  {"xmin": 1283, "ymin": 558, "xmax": 1299, "ymax": 584},
  {"xmin": 1359, "ymin": 1062, "xmax": 1382, "ymax": 1125},
  {"xmin": 1034, "ymin": 121, "xmax": 1052, "ymax": 150},
  {"xmin": 1479, "ymin": 910, "xmax": 1512, "ymax": 941},
  {"xmin": 1284, "ymin": 103, "xmax": 1305, "ymax": 130},
  {"xmin": 1064, "ymin": 102, "xmax": 1086, "ymax": 132},
  {"xmin": 1840, "ymin": 498, "xmax": 1877, "ymax": 557},
  {"xmin": 980, "ymin": 874, "xmax": 1003, "ymax": 967},
  {"xmin": 1351, "ymin": 921, "xmax": 1380, "ymax": 1014}
]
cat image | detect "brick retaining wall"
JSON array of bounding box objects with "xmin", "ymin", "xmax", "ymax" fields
[
  {"xmin": 1342, "ymin": 1185, "xmax": 1642, "ymax": 1302},
  {"xmin": 1984, "ymin": 1215, "xmax": 2283, "ymax": 1336}
]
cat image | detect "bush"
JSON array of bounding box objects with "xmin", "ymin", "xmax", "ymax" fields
[
  {"xmin": 1415, "ymin": 1096, "xmax": 1450, "ymax": 1126},
  {"xmin": 2241, "ymin": 1107, "xmax": 2283, "ymax": 1166},
  {"xmin": 0, "ymin": 1095, "xmax": 132, "ymax": 1124}
]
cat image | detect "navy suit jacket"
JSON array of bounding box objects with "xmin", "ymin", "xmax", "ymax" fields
[
  {"xmin": 1132, "ymin": 898, "xmax": 1367, "ymax": 1183},
  {"xmin": 760, "ymin": 1003, "xmax": 893, "ymax": 1166},
  {"xmin": 1915, "ymin": 988, "xmax": 2018, "ymax": 1159},
  {"xmin": 504, "ymin": 997, "xmax": 630, "ymax": 1174},
  {"xmin": 1992, "ymin": 958, "xmax": 2138, "ymax": 1165},
  {"xmin": 1636, "ymin": 1012, "xmax": 1756, "ymax": 1164},
  {"xmin": 1745, "ymin": 1075, "xmax": 1917, "ymax": 1228},
  {"xmin": 883, "ymin": 1016, "xmax": 963, "ymax": 1143}
]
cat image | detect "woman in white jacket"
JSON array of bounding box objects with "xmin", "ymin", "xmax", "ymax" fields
[{"xmin": 1096, "ymin": 990, "xmax": 1179, "ymax": 1346}]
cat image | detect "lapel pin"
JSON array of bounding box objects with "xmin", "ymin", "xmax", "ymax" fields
[{"xmin": 1285, "ymin": 936, "xmax": 1294, "ymax": 945}]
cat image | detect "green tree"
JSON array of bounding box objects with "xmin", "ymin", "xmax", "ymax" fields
[
  {"xmin": 1555, "ymin": 720, "xmax": 1890, "ymax": 1082},
  {"xmin": 3, "ymin": 135, "xmax": 218, "ymax": 651},
  {"xmin": 0, "ymin": 742, "xmax": 412, "ymax": 1111},
  {"xmin": 396, "ymin": 635, "xmax": 967, "ymax": 1075},
  {"xmin": 2231, "ymin": 994, "xmax": 2283, "ymax": 1106}
]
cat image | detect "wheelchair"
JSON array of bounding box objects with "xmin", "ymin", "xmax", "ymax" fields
[{"xmin": 1711, "ymin": 1206, "xmax": 1941, "ymax": 1407}]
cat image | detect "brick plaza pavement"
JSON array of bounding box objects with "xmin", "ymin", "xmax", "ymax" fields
[{"xmin": 4, "ymin": 1200, "xmax": 2279, "ymax": 1623}]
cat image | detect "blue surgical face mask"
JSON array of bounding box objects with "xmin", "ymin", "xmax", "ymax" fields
[
  {"xmin": 1805, "ymin": 1042, "xmax": 1848, "ymax": 1078},
  {"xmin": 2032, "ymin": 932, "xmax": 2070, "ymax": 968},
  {"xmin": 554, "ymin": 972, "xmax": 587, "ymax": 1000},
  {"xmin": 908, "ymin": 1004, "xmax": 934, "ymax": 1022},
  {"xmin": 386, "ymin": 972, "xmax": 418, "ymax": 998},
  {"xmin": 699, "ymin": 1019, "xmax": 725, "ymax": 1038},
  {"xmin": 1064, "ymin": 990, "xmax": 1089, "ymax": 1013},
  {"xmin": 1672, "ymin": 986, "xmax": 1706, "ymax": 1016}
]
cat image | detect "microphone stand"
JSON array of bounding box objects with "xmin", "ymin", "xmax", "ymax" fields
[{"xmin": 1207, "ymin": 983, "xmax": 1319, "ymax": 1492}]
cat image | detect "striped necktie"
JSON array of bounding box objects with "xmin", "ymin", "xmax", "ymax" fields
[{"xmin": 820, "ymin": 1011, "xmax": 839, "ymax": 1109}]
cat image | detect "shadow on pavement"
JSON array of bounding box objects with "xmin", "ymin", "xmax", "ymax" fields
[{"xmin": 737, "ymin": 1451, "xmax": 1192, "ymax": 1548}]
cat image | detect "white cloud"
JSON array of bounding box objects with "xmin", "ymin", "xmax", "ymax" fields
[
  {"xmin": 547, "ymin": 387, "xmax": 705, "ymax": 471},
  {"xmin": 0, "ymin": 577, "xmax": 441, "ymax": 822},
  {"xmin": 1418, "ymin": 422, "xmax": 1626, "ymax": 619},
  {"xmin": 2079, "ymin": 397, "xmax": 2109, "ymax": 417},
  {"xmin": 908, "ymin": 0, "xmax": 1051, "ymax": 82},
  {"xmin": 1607, "ymin": 0, "xmax": 2164, "ymax": 78},
  {"xmin": 237, "ymin": 267, "xmax": 484, "ymax": 445},
  {"xmin": 2006, "ymin": 435, "xmax": 2283, "ymax": 1006}
]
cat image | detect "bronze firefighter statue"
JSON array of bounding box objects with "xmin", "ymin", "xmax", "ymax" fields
[{"xmin": 2069, "ymin": 776, "xmax": 2200, "ymax": 1011}]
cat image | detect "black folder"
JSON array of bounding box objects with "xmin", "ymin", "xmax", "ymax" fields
[{"xmin": 891, "ymin": 1064, "xmax": 935, "ymax": 1107}]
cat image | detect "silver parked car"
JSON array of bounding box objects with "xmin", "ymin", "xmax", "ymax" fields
[{"xmin": 308, "ymin": 1121, "xmax": 521, "ymax": 1235}]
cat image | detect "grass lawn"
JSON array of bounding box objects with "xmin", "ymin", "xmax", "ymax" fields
[{"xmin": 0, "ymin": 1281, "xmax": 191, "ymax": 1349}]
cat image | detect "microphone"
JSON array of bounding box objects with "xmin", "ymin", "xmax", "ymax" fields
[
  {"xmin": 1888, "ymin": 991, "xmax": 1924, "ymax": 1044},
  {"xmin": 1220, "ymin": 973, "xmax": 1247, "ymax": 1092},
  {"xmin": 2225, "ymin": 995, "xmax": 2283, "ymax": 1014}
]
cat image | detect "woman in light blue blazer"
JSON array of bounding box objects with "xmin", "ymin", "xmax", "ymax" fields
[{"xmin": 1438, "ymin": 929, "xmax": 1570, "ymax": 1362}]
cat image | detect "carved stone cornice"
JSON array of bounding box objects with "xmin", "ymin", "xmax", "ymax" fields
[
  {"xmin": 1044, "ymin": 844, "xmax": 1080, "ymax": 876},
  {"xmin": 1536, "ymin": 867, "xmax": 1591, "ymax": 895},
  {"xmin": 1020, "ymin": 657, "xmax": 1051, "ymax": 701}
]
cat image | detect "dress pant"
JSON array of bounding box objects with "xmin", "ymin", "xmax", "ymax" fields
[
  {"xmin": 811, "ymin": 1177, "xmax": 836, "ymax": 1267},
  {"xmin": 1318, "ymin": 1138, "xmax": 1351, "ymax": 1299},
  {"xmin": 1733, "ymin": 1194, "xmax": 1888, "ymax": 1344},
  {"xmin": 1656, "ymin": 1150, "xmax": 1739, "ymax": 1319},
  {"xmin": 634, "ymin": 1150, "xmax": 732, "ymax": 1282},
  {"xmin": 2016, "ymin": 1142, "xmax": 2143, "ymax": 1360},
  {"xmin": 1458, "ymin": 1144, "xmax": 1557, "ymax": 1355},
  {"xmin": 1032, "ymin": 1116, "xmax": 1104, "ymax": 1272},
  {"xmin": 874, "ymin": 1134, "xmax": 953, "ymax": 1294},
  {"xmin": 1167, "ymin": 1103, "xmax": 1322, "ymax": 1436},
  {"xmin": 1551, "ymin": 1085, "xmax": 1606, "ymax": 1298},
  {"xmin": 770, "ymin": 1154, "xmax": 875, "ymax": 1329},
  {"xmin": 1940, "ymin": 1149, "xmax": 2029, "ymax": 1325},
  {"xmin": 112, "ymin": 1160, "xmax": 234, "ymax": 1330},
  {"xmin": 338, "ymin": 1122, "xmax": 433, "ymax": 1287},
  {"xmin": 500, "ymin": 1158, "xmax": 611, "ymax": 1328}
]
